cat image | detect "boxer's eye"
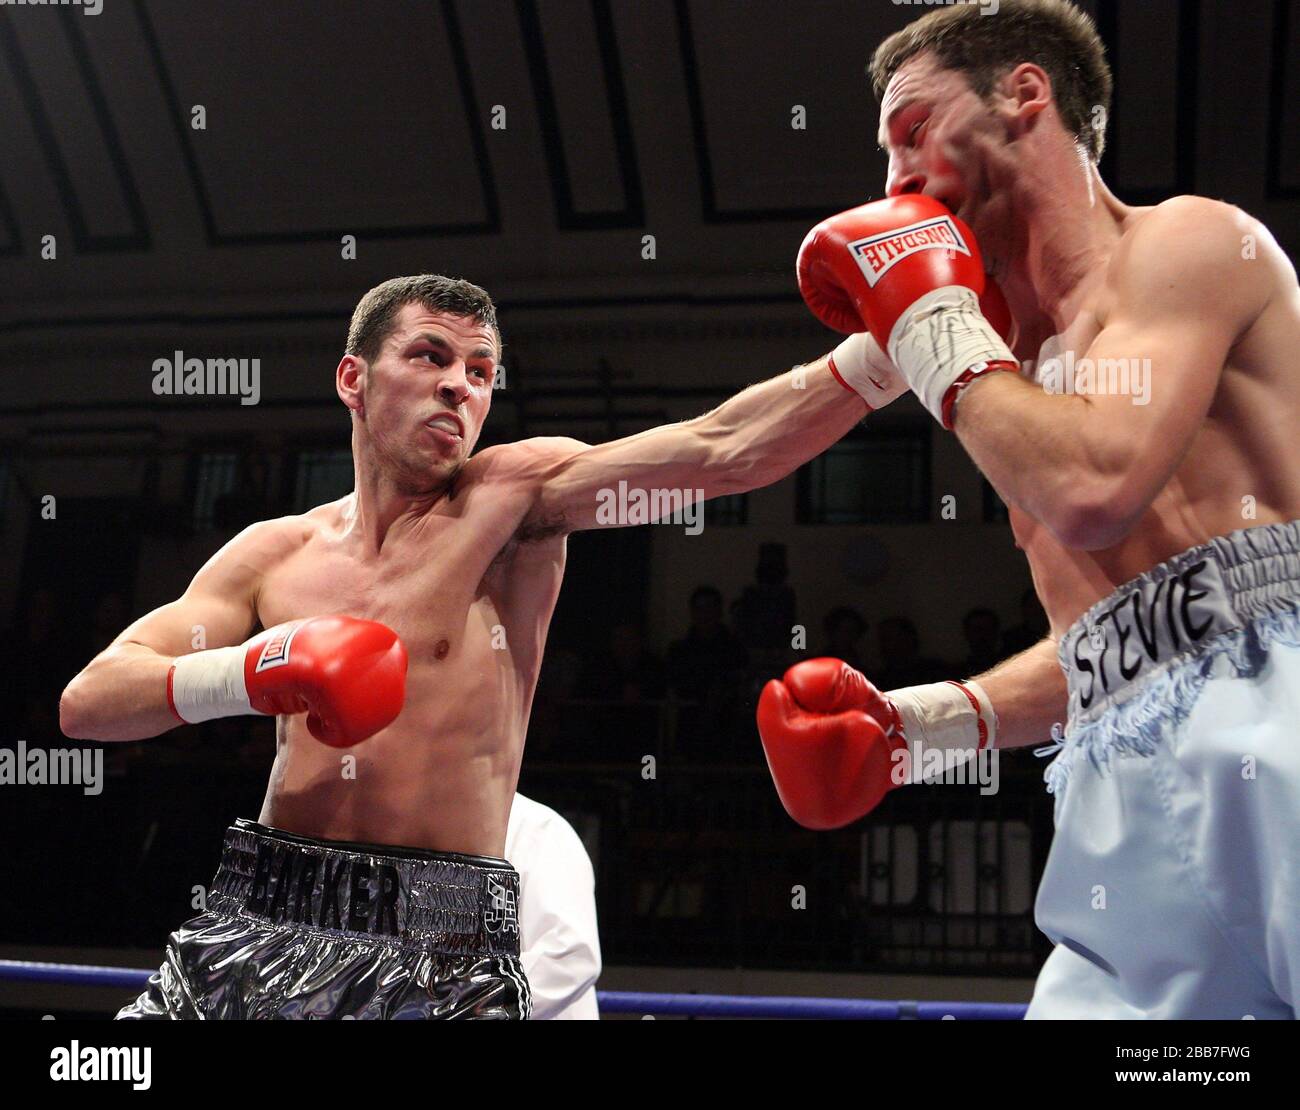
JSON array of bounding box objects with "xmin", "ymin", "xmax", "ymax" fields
[{"xmin": 909, "ymin": 119, "xmax": 928, "ymax": 146}]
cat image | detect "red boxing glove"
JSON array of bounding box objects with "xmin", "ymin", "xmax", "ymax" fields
[
  {"xmin": 244, "ymin": 617, "xmax": 408, "ymax": 747},
  {"xmin": 169, "ymin": 615, "xmax": 408, "ymax": 748},
  {"xmin": 798, "ymin": 195, "xmax": 986, "ymax": 340},
  {"xmin": 798, "ymin": 195, "xmax": 1018, "ymax": 426},
  {"xmin": 756, "ymin": 658, "xmax": 908, "ymax": 830}
]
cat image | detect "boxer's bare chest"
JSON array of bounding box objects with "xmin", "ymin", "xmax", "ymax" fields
[
  {"xmin": 1004, "ymin": 264, "xmax": 1294, "ymax": 633},
  {"xmin": 254, "ymin": 492, "xmax": 537, "ymax": 667}
]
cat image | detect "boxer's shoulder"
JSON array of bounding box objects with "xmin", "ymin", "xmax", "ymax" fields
[
  {"xmin": 1115, "ymin": 196, "xmax": 1255, "ymax": 272},
  {"xmin": 215, "ymin": 511, "xmax": 321, "ymax": 568},
  {"xmin": 469, "ymin": 437, "xmax": 589, "ymax": 484},
  {"xmin": 1099, "ymin": 196, "xmax": 1276, "ymax": 325},
  {"xmin": 184, "ymin": 516, "xmax": 318, "ymax": 612}
]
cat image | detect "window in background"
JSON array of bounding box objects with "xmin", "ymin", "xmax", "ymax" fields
[
  {"xmin": 703, "ymin": 493, "xmax": 747, "ymax": 526},
  {"xmin": 294, "ymin": 449, "xmax": 354, "ymax": 512},
  {"xmin": 798, "ymin": 428, "xmax": 930, "ymax": 524},
  {"xmin": 191, "ymin": 453, "xmax": 239, "ymax": 531}
]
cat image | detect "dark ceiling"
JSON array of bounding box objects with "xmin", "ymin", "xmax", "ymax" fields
[{"xmin": 1, "ymin": 0, "xmax": 1296, "ymax": 336}]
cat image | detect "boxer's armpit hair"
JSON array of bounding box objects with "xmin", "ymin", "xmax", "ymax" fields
[{"xmin": 514, "ymin": 510, "xmax": 568, "ymax": 544}]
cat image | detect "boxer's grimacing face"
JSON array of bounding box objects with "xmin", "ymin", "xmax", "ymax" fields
[
  {"xmin": 878, "ymin": 51, "xmax": 1024, "ymax": 258},
  {"xmin": 342, "ymin": 304, "xmax": 498, "ymax": 495}
]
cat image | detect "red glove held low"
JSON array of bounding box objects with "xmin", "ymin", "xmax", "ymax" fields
[
  {"xmin": 244, "ymin": 617, "xmax": 408, "ymax": 747},
  {"xmin": 756, "ymin": 658, "xmax": 907, "ymax": 830},
  {"xmin": 169, "ymin": 615, "xmax": 408, "ymax": 748}
]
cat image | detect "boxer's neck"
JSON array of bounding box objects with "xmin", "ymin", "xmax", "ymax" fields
[
  {"xmin": 989, "ymin": 139, "xmax": 1130, "ymax": 333},
  {"xmin": 345, "ymin": 442, "xmax": 453, "ymax": 553}
]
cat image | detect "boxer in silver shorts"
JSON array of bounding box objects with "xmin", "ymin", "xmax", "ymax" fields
[{"xmin": 60, "ymin": 274, "xmax": 880, "ymax": 1018}]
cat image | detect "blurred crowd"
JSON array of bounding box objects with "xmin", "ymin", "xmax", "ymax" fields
[{"xmin": 528, "ymin": 541, "xmax": 1048, "ymax": 764}]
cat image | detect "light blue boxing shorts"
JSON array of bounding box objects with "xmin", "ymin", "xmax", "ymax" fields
[{"xmin": 1027, "ymin": 521, "xmax": 1300, "ymax": 1019}]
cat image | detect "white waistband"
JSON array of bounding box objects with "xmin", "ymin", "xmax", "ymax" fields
[{"xmin": 1059, "ymin": 521, "xmax": 1300, "ymax": 726}]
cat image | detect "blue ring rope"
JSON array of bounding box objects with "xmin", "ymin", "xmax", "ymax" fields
[{"xmin": 0, "ymin": 959, "xmax": 1027, "ymax": 1019}]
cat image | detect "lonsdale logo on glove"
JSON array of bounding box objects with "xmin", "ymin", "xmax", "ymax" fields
[
  {"xmin": 847, "ymin": 214, "xmax": 971, "ymax": 287},
  {"xmin": 254, "ymin": 622, "xmax": 302, "ymax": 673}
]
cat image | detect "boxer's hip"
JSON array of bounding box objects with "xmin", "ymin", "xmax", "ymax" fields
[
  {"xmin": 1049, "ymin": 519, "xmax": 1300, "ymax": 794},
  {"xmin": 118, "ymin": 819, "xmax": 529, "ymax": 1019}
]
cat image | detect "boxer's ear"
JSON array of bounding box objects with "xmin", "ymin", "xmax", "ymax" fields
[
  {"xmin": 336, "ymin": 354, "xmax": 366, "ymax": 416},
  {"xmin": 999, "ymin": 62, "xmax": 1052, "ymax": 136}
]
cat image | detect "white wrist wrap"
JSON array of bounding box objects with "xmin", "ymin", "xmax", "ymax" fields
[
  {"xmin": 828, "ymin": 332, "xmax": 909, "ymax": 411},
  {"xmin": 891, "ymin": 679, "xmax": 997, "ymax": 783},
  {"xmin": 886, "ymin": 286, "xmax": 1016, "ymax": 424},
  {"xmin": 170, "ymin": 645, "xmax": 254, "ymax": 724}
]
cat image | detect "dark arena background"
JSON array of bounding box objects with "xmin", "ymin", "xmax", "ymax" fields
[{"xmin": 0, "ymin": 0, "xmax": 1297, "ymax": 1029}]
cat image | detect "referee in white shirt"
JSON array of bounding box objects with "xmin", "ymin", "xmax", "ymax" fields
[{"xmin": 505, "ymin": 793, "xmax": 602, "ymax": 1019}]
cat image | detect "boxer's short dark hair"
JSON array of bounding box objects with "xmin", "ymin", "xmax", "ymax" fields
[
  {"xmin": 869, "ymin": 0, "xmax": 1112, "ymax": 162},
  {"xmin": 347, "ymin": 275, "xmax": 501, "ymax": 364}
]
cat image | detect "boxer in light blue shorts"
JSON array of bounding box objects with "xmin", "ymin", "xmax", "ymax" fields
[
  {"xmin": 1028, "ymin": 522, "xmax": 1300, "ymax": 1019},
  {"xmin": 758, "ymin": 0, "xmax": 1300, "ymax": 1024}
]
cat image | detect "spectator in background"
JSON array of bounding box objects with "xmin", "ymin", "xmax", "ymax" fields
[
  {"xmin": 961, "ymin": 607, "xmax": 1004, "ymax": 676},
  {"xmin": 576, "ymin": 622, "xmax": 667, "ymax": 703},
  {"xmin": 873, "ymin": 616, "xmax": 949, "ymax": 690},
  {"xmin": 505, "ymin": 793, "xmax": 601, "ymax": 1020},
  {"xmin": 733, "ymin": 542, "xmax": 798, "ymax": 683},
  {"xmin": 668, "ymin": 586, "xmax": 749, "ymax": 757},
  {"xmin": 1001, "ymin": 588, "xmax": 1050, "ymax": 656},
  {"xmin": 667, "ymin": 586, "xmax": 749, "ymax": 703},
  {"xmin": 820, "ymin": 606, "xmax": 869, "ymax": 672}
]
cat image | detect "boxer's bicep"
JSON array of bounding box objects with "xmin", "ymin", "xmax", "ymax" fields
[
  {"xmin": 1070, "ymin": 313, "xmax": 1223, "ymax": 479},
  {"xmin": 114, "ymin": 593, "xmax": 253, "ymax": 661},
  {"xmin": 1070, "ymin": 199, "xmax": 1270, "ymax": 519},
  {"xmin": 527, "ymin": 365, "xmax": 862, "ymax": 533}
]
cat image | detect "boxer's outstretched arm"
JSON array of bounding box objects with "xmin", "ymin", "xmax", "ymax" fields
[
  {"xmin": 953, "ymin": 198, "xmax": 1281, "ymax": 549},
  {"xmin": 972, "ymin": 635, "xmax": 1067, "ymax": 750},
  {"xmin": 59, "ymin": 521, "xmax": 272, "ymax": 741},
  {"xmin": 522, "ymin": 357, "xmax": 865, "ymax": 533}
]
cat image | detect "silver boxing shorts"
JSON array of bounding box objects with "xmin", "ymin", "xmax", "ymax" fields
[
  {"xmin": 118, "ymin": 818, "xmax": 530, "ymax": 1019},
  {"xmin": 1029, "ymin": 520, "xmax": 1300, "ymax": 1018}
]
